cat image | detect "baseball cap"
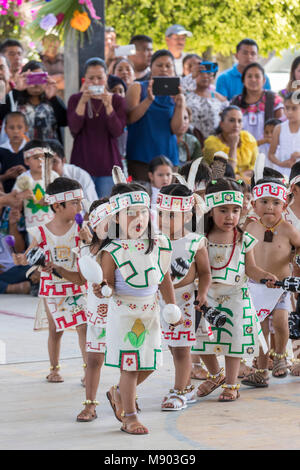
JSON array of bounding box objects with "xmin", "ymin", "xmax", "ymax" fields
[{"xmin": 165, "ymin": 24, "xmax": 193, "ymax": 38}]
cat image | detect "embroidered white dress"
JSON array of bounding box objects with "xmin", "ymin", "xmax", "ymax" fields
[
  {"xmin": 192, "ymin": 231, "xmax": 267, "ymax": 357},
  {"xmin": 103, "ymin": 235, "xmax": 172, "ymax": 371}
]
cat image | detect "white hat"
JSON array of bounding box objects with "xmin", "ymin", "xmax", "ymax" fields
[{"xmin": 165, "ymin": 24, "xmax": 192, "ymax": 37}]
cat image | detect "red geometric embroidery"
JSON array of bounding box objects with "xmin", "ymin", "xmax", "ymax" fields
[
  {"xmin": 56, "ymin": 310, "xmax": 87, "ymax": 329},
  {"xmin": 162, "ymin": 330, "xmax": 195, "ymax": 341}
]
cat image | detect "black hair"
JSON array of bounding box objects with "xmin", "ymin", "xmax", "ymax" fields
[
  {"xmin": 22, "ymin": 60, "xmax": 45, "ymax": 74},
  {"xmin": 88, "ymin": 197, "xmax": 110, "ymax": 249},
  {"xmin": 46, "ymin": 177, "xmax": 82, "ymax": 212},
  {"xmin": 179, "ymin": 159, "xmax": 212, "ymax": 187},
  {"xmin": 236, "ymin": 38, "xmax": 258, "ymax": 53},
  {"xmin": 250, "ymin": 167, "xmax": 284, "ymax": 190},
  {"xmin": 23, "ymin": 139, "xmax": 45, "ymax": 153},
  {"xmin": 44, "ymin": 139, "xmax": 65, "ymax": 160},
  {"xmin": 5, "ymin": 111, "xmax": 28, "ymax": 127},
  {"xmin": 239, "ymin": 62, "xmax": 265, "ymax": 108},
  {"xmin": 148, "ymin": 155, "xmax": 173, "ymax": 174},
  {"xmin": 130, "ymin": 34, "xmax": 153, "ymax": 44},
  {"xmin": 104, "ymin": 182, "xmax": 154, "ymax": 253},
  {"xmin": 264, "ymin": 118, "xmax": 281, "ymax": 129},
  {"xmin": 182, "ymin": 53, "xmax": 202, "ymax": 66},
  {"xmin": 159, "ymin": 183, "xmax": 197, "ymax": 232},
  {"xmin": 112, "ymin": 57, "xmax": 134, "ymax": 74},
  {"xmin": 0, "ymin": 39, "xmax": 23, "ymax": 53},
  {"xmin": 84, "ymin": 57, "xmax": 107, "ymax": 75},
  {"xmin": 205, "ymin": 178, "xmax": 244, "ymax": 235},
  {"xmin": 150, "ymin": 49, "xmax": 174, "ymax": 68},
  {"xmin": 283, "ymin": 91, "xmax": 300, "ymax": 105},
  {"xmin": 215, "ymin": 105, "xmax": 242, "ymax": 134},
  {"xmin": 290, "ymin": 161, "xmax": 300, "ymax": 184}
]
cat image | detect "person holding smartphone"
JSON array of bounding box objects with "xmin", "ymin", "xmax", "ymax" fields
[
  {"xmin": 126, "ymin": 49, "xmax": 186, "ymax": 181},
  {"xmin": 0, "ymin": 60, "xmax": 66, "ymax": 143},
  {"xmin": 67, "ymin": 57, "xmax": 127, "ymax": 198}
]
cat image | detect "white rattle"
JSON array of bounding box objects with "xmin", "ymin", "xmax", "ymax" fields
[
  {"xmin": 78, "ymin": 255, "xmax": 112, "ymax": 298},
  {"xmin": 162, "ymin": 304, "xmax": 181, "ymax": 324}
]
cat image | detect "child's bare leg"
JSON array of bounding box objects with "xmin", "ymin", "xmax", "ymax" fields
[
  {"xmin": 197, "ymin": 354, "xmax": 225, "ymax": 397},
  {"xmin": 257, "ymin": 318, "xmax": 270, "ymax": 371},
  {"xmin": 77, "ymin": 352, "xmax": 104, "ymax": 422},
  {"xmin": 218, "ymin": 356, "xmax": 241, "ymax": 401},
  {"xmin": 45, "ymin": 302, "xmax": 64, "ymax": 382},
  {"xmin": 291, "ymin": 339, "xmax": 300, "ymax": 376},
  {"xmin": 119, "ymin": 370, "xmax": 148, "ymax": 434},
  {"xmin": 76, "ymin": 323, "xmax": 88, "ymax": 385},
  {"xmin": 171, "ymin": 346, "xmax": 192, "ymax": 390},
  {"xmin": 272, "ymin": 308, "xmax": 289, "ymax": 377}
]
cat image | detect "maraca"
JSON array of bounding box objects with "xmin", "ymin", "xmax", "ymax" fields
[
  {"xmin": 260, "ymin": 277, "xmax": 300, "ymax": 293},
  {"xmin": 26, "ymin": 247, "xmax": 62, "ymax": 279},
  {"xmin": 162, "ymin": 304, "xmax": 182, "ymax": 324},
  {"xmin": 78, "ymin": 255, "xmax": 112, "ymax": 297},
  {"xmin": 75, "ymin": 213, "xmax": 84, "ymax": 228},
  {"xmin": 4, "ymin": 235, "xmax": 16, "ymax": 253}
]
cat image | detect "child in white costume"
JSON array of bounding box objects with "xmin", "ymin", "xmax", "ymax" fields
[
  {"xmin": 26, "ymin": 177, "xmax": 88, "ymax": 383},
  {"xmin": 94, "ymin": 180, "xmax": 178, "ymax": 435},
  {"xmin": 48, "ymin": 198, "xmax": 113, "ymax": 421},
  {"xmin": 193, "ymin": 178, "xmax": 277, "ymax": 402},
  {"xmin": 157, "ymin": 161, "xmax": 211, "ymax": 410}
]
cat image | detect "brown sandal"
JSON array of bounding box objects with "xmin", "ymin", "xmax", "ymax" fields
[
  {"xmin": 120, "ymin": 412, "xmax": 148, "ymax": 435},
  {"xmin": 272, "ymin": 353, "xmax": 288, "ymax": 378},
  {"xmin": 76, "ymin": 400, "xmax": 98, "ymax": 422},
  {"xmin": 106, "ymin": 385, "xmax": 123, "ymax": 422},
  {"xmin": 241, "ymin": 369, "xmax": 269, "ymax": 388},
  {"xmin": 46, "ymin": 364, "xmax": 64, "ymax": 383},
  {"xmin": 191, "ymin": 363, "xmax": 208, "ymax": 380},
  {"xmin": 290, "ymin": 359, "xmax": 300, "ymax": 376},
  {"xmin": 197, "ymin": 368, "xmax": 225, "ymax": 397},
  {"xmin": 238, "ymin": 359, "xmax": 255, "ymax": 378},
  {"xmin": 218, "ymin": 384, "xmax": 240, "ymax": 402}
]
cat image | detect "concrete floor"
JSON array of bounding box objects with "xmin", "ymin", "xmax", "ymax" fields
[{"xmin": 1, "ymin": 294, "xmax": 300, "ymax": 451}]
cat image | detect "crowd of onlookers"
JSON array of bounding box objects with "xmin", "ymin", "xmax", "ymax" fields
[{"xmin": 0, "ymin": 25, "xmax": 300, "ymax": 296}]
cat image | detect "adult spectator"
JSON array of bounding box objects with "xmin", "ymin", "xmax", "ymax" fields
[
  {"xmin": 126, "ymin": 49, "xmax": 186, "ymax": 180},
  {"xmin": 216, "ymin": 39, "xmax": 271, "ymax": 100},
  {"xmin": 280, "ymin": 55, "xmax": 300, "ymax": 98},
  {"xmin": 231, "ymin": 62, "xmax": 283, "ymax": 144},
  {"xmin": 203, "ymin": 105, "xmax": 258, "ymax": 181},
  {"xmin": 0, "ymin": 60, "xmax": 67, "ymax": 143},
  {"xmin": 45, "ymin": 139, "xmax": 98, "ymax": 206},
  {"xmin": 105, "ymin": 26, "xmax": 117, "ymax": 67},
  {"xmin": 68, "ymin": 57, "xmax": 126, "ymax": 198},
  {"xmin": 112, "ymin": 58, "xmax": 135, "ymax": 89},
  {"xmin": 0, "ymin": 39, "xmax": 24, "ymax": 85},
  {"xmin": 129, "ymin": 35, "xmax": 153, "ymax": 82},
  {"xmin": 40, "ymin": 34, "xmax": 64, "ymax": 100},
  {"xmin": 185, "ymin": 63, "xmax": 228, "ymax": 145},
  {"xmin": 165, "ymin": 24, "xmax": 192, "ymax": 76},
  {"xmin": 0, "ymin": 55, "xmax": 11, "ymax": 96}
]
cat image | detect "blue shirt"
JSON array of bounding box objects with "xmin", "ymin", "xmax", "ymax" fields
[
  {"xmin": 126, "ymin": 81, "xmax": 179, "ymax": 166},
  {"xmin": 216, "ymin": 64, "xmax": 271, "ymax": 100}
]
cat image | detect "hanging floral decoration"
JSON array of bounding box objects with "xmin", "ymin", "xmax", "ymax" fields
[
  {"xmin": 0, "ymin": 0, "xmax": 26, "ymax": 41},
  {"xmin": 28, "ymin": 0, "xmax": 101, "ymax": 45}
]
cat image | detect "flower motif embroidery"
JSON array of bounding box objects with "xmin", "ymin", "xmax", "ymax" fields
[
  {"xmin": 135, "ymin": 242, "xmax": 145, "ymax": 251},
  {"xmin": 97, "ymin": 304, "xmax": 108, "ymax": 317},
  {"xmin": 122, "ymin": 243, "xmax": 129, "ymax": 250},
  {"xmin": 246, "ymin": 326, "xmax": 253, "ymax": 334},
  {"xmin": 214, "ymin": 346, "xmax": 222, "ymax": 354},
  {"xmin": 184, "ymin": 319, "xmax": 192, "ymax": 328},
  {"xmin": 129, "ymin": 304, "xmax": 137, "ymax": 310},
  {"xmin": 142, "ymin": 304, "xmax": 149, "ymax": 311},
  {"xmin": 182, "ymin": 292, "xmax": 191, "ymax": 301},
  {"xmin": 126, "ymin": 358, "xmax": 134, "ymax": 366},
  {"xmin": 116, "ymin": 300, "xmax": 122, "ymax": 306},
  {"xmin": 246, "ymin": 347, "xmax": 254, "ymax": 354}
]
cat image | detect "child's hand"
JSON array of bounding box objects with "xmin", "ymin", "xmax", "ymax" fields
[
  {"xmin": 264, "ymin": 272, "xmax": 279, "ymax": 288},
  {"xmin": 92, "ymin": 282, "xmax": 104, "ymax": 298},
  {"xmin": 16, "ymin": 188, "xmax": 34, "ymax": 201},
  {"xmin": 195, "ymin": 292, "xmax": 208, "ymax": 309},
  {"xmin": 8, "ymin": 207, "xmax": 21, "ymax": 225},
  {"xmin": 12, "ymin": 252, "xmax": 27, "ymax": 266},
  {"xmin": 79, "ymin": 224, "xmax": 92, "ymax": 244}
]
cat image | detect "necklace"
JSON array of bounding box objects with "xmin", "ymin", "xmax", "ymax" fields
[
  {"xmin": 210, "ymin": 228, "xmax": 237, "ymax": 271},
  {"xmin": 90, "ymin": 99, "xmax": 103, "ymax": 117},
  {"xmin": 259, "ymin": 218, "xmax": 282, "ymax": 243}
]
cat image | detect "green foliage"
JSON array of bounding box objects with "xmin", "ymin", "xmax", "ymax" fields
[
  {"xmin": 0, "ymin": 5, "xmax": 22, "ymax": 43},
  {"xmin": 106, "ymin": 0, "xmax": 300, "ymax": 56}
]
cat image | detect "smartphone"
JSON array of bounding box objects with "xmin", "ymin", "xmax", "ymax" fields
[
  {"xmin": 26, "ymin": 72, "xmax": 48, "ymax": 85},
  {"xmin": 152, "ymin": 76, "xmax": 180, "ymax": 96},
  {"xmin": 114, "ymin": 44, "xmax": 136, "ymax": 57},
  {"xmin": 200, "ymin": 62, "xmax": 218, "ymax": 74},
  {"xmin": 89, "ymin": 85, "xmax": 105, "ymax": 95}
]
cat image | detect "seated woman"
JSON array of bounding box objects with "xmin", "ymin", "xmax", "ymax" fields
[
  {"xmin": 185, "ymin": 62, "xmax": 228, "ymax": 145},
  {"xmin": 203, "ymin": 105, "xmax": 258, "ymax": 182},
  {"xmin": 0, "ymin": 60, "xmax": 66, "ymax": 143},
  {"xmin": 231, "ymin": 62, "xmax": 283, "ymax": 145},
  {"xmin": 67, "ymin": 57, "xmax": 127, "ymax": 198},
  {"xmin": 126, "ymin": 49, "xmax": 186, "ymax": 181}
]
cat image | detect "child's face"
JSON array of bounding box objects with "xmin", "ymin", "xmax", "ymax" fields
[
  {"xmin": 212, "ymin": 205, "xmax": 241, "ymax": 232},
  {"xmin": 158, "ymin": 210, "xmax": 191, "ymax": 240},
  {"xmin": 264, "ymin": 124, "xmax": 275, "ymax": 140},
  {"xmin": 118, "ymin": 205, "xmax": 149, "ymax": 239},
  {"xmin": 284, "ymin": 100, "xmax": 300, "ymax": 122},
  {"xmin": 253, "ymin": 197, "xmax": 285, "ymax": 223},
  {"xmin": 26, "ymin": 153, "xmax": 44, "ymax": 174},
  {"xmin": 148, "ymin": 164, "xmax": 173, "ymax": 189},
  {"xmin": 5, "ymin": 116, "xmax": 27, "ymax": 143},
  {"xmin": 111, "ymin": 84, "xmax": 125, "ymax": 97},
  {"xmin": 95, "ymin": 219, "xmax": 109, "ymax": 240},
  {"xmin": 56, "ymin": 198, "xmax": 83, "ymax": 221},
  {"xmin": 51, "ymin": 154, "xmax": 64, "ymax": 176},
  {"xmin": 177, "ymin": 110, "xmax": 190, "ymax": 135},
  {"xmin": 242, "ymin": 191, "xmax": 252, "ymax": 214}
]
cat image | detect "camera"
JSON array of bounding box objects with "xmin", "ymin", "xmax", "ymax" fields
[
  {"xmin": 89, "ymin": 85, "xmax": 105, "ymax": 95},
  {"xmin": 26, "ymin": 72, "xmax": 48, "ymax": 85}
]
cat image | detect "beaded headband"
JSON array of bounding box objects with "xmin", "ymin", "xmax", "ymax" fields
[
  {"xmin": 44, "ymin": 188, "xmax": 84, "ymax": 205},
  {"xmin": 289, "ymin": 175, "xmax": 300, "ymax": 190},
  {"xmin": 109, "ymin": 191, "xmax": 150, "ymax": 213},
  {"xmin": 156, "ymin": 192, "xmax": 194, "ymax": 212},
  {"xmin": 89, "ymin": 202, "xmax": 113, "ymax": 229},
  {"xmin": 24, "ymin": 147, "xmax": 54, "ymax": 159},
  {"xmin": 205, "ymin": 191, "xmax": 244, "ymax": 210},
  {"xmin": 252, "ymin": 182, "xmax": 287, "ymax": 203}
]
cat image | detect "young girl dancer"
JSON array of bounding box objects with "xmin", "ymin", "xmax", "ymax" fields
[
  {"xmin": 192, "ymin": 178, "xmax": 277, "ymax": 401},
  {"xmin": 94, "ymin": 180, "xmax": 178, "ymax": 435},
  {"xmin": 157, "ymin": 161, "xmax": 211, "ymax": 410}
]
